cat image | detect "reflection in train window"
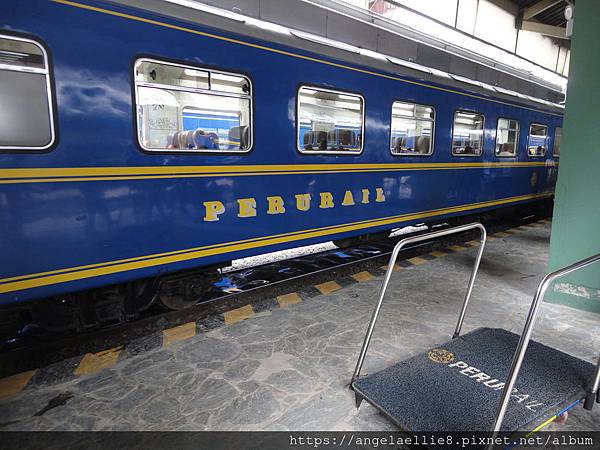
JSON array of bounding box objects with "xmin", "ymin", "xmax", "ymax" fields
[
  {"xmin": 390, "ymin": 102, "xmax": 434, "ymax": 156},
  {"xmin": 528, "ymin": 123, "xmax": 548, "ymax": 157},
  {"xmin": 495, "ymin": 118, "xmax": 519, "ymax": 157},
  {"xmin": 452, "ymin": 111, "xmax": 484, "ymax": 156},
  {"xmin": 0, "ymin": 34, "xmax": 55, "ymax": 151},
  {"xmin": 134, "ymin": 59, "xmax": 252, "ymax": 152},
  {"xmin": 553, "ymin": 127, "xmax": 562, "ymax": 157},
  {"xmin": 297, "ymin": 86, "xmax": 364, "ymax": 154}
]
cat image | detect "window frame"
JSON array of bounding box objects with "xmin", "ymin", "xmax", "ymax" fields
[
  {"xmin": 296, "ymin": 84, "xmax": 365, "ymax": 156},
  {"xmin": 0, "ymin": 33, "xmax": 57, "ymax": 153},
  {"xmin": 553, "ymin": 126, "xmax": 562, "ymax": 158},
  {"xmin": 494, "ymin": 117, "xmax": 520, "ymax": 158},
  {"xmin": 389, "ymin": 99, "xmax": 435, "ymax": 157},
  {"xmin": 451, "ymin": 109, "xmax": 485, "ymax": 157},
  {"xmin": 527, "ymin": 122, "xmax": 548, "ymax": 158},
  {"xmin": 133, "ymin": 57, "xmax": 254, "ymax": 154}
]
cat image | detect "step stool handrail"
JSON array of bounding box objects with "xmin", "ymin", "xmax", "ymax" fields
[
  {"xmin": 351, "ymin": 222, "xmax": 487, "ymax": 385},
  {"xmin": 491, "ymin": 251, "xmax": 600, "ymax": 434}
]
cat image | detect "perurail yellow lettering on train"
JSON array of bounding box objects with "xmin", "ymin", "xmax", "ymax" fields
[{"xmin": 202, "ymin": 187, "xmax": 386, "ymax": 222}]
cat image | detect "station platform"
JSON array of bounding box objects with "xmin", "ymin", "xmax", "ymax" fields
[{"xmin": 1, "ymin": 219, "xmax": 599, "ymax": 432}]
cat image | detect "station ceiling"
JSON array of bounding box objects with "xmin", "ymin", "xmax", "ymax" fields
[{"xmin": 512, "ymin": 0, "xmax": 569, "ymax": 27}]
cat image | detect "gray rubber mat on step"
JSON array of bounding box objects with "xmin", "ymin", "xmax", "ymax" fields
[{"xmin": 353, "ymin": 328, "xmax": 594, "ymax": 432}]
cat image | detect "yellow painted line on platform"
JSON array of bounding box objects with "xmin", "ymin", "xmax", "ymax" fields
[
  {"xmin": 223, "ymin": 304, "xmax": 255, "ymax": 325},
  {"xmin": 75, "ymin": 346, "xmax": 123, "ymax": 376},
  {"xmin": 430, "ymin": 250, "xmax": 449, "ymax": 258},
  {"xmin": 448, "ymin": 245, "xmax": 468, "ymax": 252},
  {"xmin": 0, "ymin": 370, "xmax": 37, "ymax": 398},
  {"xmin": 407, "ymin": 256, "xmax": 428, "ymax": 266},
  {"xmin": 493, "ymin": 231, "xmax": 512, "ymax": 238},
  {"xmin": 315, "ymin": 280, "xmax": 342, "ymax": 295},
  {"xmin": 352, "ymin": 271, "xmax": 374, "ymax": 282},
  {"xmin": 277, "ymin": 292, "xmax": 302, "ymax": 308},
  {"xmin": 465, "ymin": 240, "xmax": 480, "ymax": 246},
  {"xmin": 381, "ymin": 264, "xmax": 402, "ymax": 272},
  {"xmin": 162, "ymin": 322, "xmax": 196, "ymax": 346}
]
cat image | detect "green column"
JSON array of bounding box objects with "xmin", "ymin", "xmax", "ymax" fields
[{"xmin": 547, "ymin": 0, "xmax": 600, "ymax": 313}]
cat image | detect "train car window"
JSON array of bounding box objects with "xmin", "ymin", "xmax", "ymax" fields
[
  {"xmin": 134, "ymin": 58, "xmax": 252, "ymax": 152},
  {"xmin": 495, "ymin": 118, "xmax": 519, "ymax": 157},
  {"xmin": 451, "ymin": 111, "xmax": 484, "ymax": 156},
  {"xmin": 390, "ymin": 101, "xmax": 434, "ymax": 156},
  {"xmin": 553, "ymin": 127, "xmax": 562, "ymax": 157},
  {"xmin": 0, "ymin": 35, "xmax": 55, "ymax": 151},
  {"xmin": 528, "ymin": 123, "xmax": 548, "ymax": 157},
  {"xmin": 297, "ymin": 86, "xmax": 364, "ymax": 154}
]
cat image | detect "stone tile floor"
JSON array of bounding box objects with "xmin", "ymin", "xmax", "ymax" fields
[{"xmin": 1, "ymin": 222, "xmax": 599, "ymax": 432}]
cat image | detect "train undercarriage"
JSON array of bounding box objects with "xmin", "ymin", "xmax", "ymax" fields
[{"xmin": 0, "ymin": 200, "xmax": 552, "ymax": 346}]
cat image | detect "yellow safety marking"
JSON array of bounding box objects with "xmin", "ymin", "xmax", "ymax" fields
[
  {"xmin": 493, "ymin": 232, "xmax": 512, "ymax": 238},
  {"xmin": 352, "ymin": 271, "xmax": 373, "ymax": 282},
  {"xmin": 0, "ymin": 370, "xmax": 37, "ymax": 399},
  {"xmin": 50, "ymin": 1, "xmax": 563, "ymax": 118},
  {"xmin": 162, "ymin": 322, "xmax": 196, "ymax": 346},
  {"xmin": 74, "ymin": 346, "xmax": 123, "ymax": 376},
  {"xmin": 315, "ymin": 280, "xmax": 342, "ymax": 295},
  {"xmin": 381, "ymin": 264, "xmax": 402, "ymax": 272},
  {"xmin": 465, "ymin": 240, "xmax": 480, "ymax": 246},
  {"xmin": 277, "ymin": 292, "xmax": 302, "ymax": 308},
  {"xmin": 223, "ymin": 304, "xmax": 255, "ymax": 325},
  {"xmin": 407, "ymin": 257, "xmax": 428, "ymax": 265},
  {"xmin": 448, "ymin": 245, "xmax": 467, "ymax": 252},
  {"xmin": 430, "ymin": 250, "xmax": 448, "ymax": 257},
  {"xmin": 0, "ymin": 192, "xmax": 553, "ymax": 295}
]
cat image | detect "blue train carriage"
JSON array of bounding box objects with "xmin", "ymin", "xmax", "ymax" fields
[{"xmin": 0, "ymin": 0, "xmax": 562, "ymax": 330}]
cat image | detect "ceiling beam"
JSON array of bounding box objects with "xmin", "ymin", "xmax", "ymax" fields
[
  {"xmin": 522, "ymin": 0, "xmax": 562, "ymax": 20},
  {"xmin": 520, "ymin": 20, "xmax": 568, "ymax": 39}
]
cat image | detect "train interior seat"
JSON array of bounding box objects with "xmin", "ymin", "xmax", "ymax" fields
[
  {"xmin": 193, "ymin": 129, "xmax": 219, "ymax": 149},
  {"xmin": 228, "ymin": 125, "xmax": 249, "ymax": 150},
  {"xmin": 326, "ymin": 128, "xmax": 357, "ymax": 150},
  {"xmin": 415, "ymin": 136, "xmax": 430, "ymax": 154},
  {"xmin": 316, "ymin": 131, "xmax": 327, "ymax": 150},
  {"xmin": 303, "ymin": 131, "xmax": 314, "ymax": 150}
]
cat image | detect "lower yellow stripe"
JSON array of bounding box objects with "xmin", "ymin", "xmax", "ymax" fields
[{"xmin": 0, "ymin": 192, "xmax": 551, "ymax": 294}]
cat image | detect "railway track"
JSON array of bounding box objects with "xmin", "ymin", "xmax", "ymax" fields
[{"xmin": 0, "ymin": 211, "xmax": 549, "ymax": 379}]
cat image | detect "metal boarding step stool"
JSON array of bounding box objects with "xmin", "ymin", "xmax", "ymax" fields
[{"xmin": 351, "ymin": 223, "xmax": 600, "ymax": 443}]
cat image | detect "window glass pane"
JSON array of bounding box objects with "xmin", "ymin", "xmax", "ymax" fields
[
  {"xmin": 297, "ymin": 87, "xmax": 363, "ymax": 153},
  {"xmin": 495, "ymin": 118, "xmax": 519, "ymax": 156},
  {"xmin": 135, "ymin": 60, "xmax": 209, "ymax": 89},
  {"xmin": 0, "ymin": 36, "xmax": 53, "ymax": 150},
  {"xmin": 134, "ymin": 60, "xmax": 252, "ymax": 152},
  {"xmin": 553, "ymin": 127, "xmax": 562, "ymax": 156},
  {"xmin": 528, "ymin": 123, "xmax": 548, "ymax": 156},
  {"xmin": 0, "ymin": 38, "xmax": 45, "ymax": 70},
  {"xmin": 391, "ymin": 101, "xmax": 434, "ymax": 155},
  {"xmin": 452, "ymin": 111, "xmax": 484, "ymax": 156}
]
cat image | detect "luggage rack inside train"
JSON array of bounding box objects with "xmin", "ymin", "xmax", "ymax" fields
[{"xmin": 350, "ymin": 223, "xmax": 600, "ymax": 447}]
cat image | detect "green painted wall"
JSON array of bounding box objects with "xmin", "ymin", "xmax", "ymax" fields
[{"xmin": 547, "ymin": 0, "xmax": 600, "ymax": 314}]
